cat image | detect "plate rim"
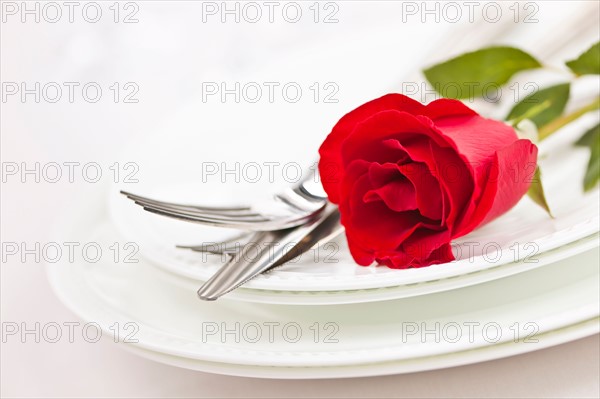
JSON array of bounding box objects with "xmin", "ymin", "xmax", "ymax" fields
[{"xmin": 108, "ymin": 318, "xmax": 600, "ymax": 379}]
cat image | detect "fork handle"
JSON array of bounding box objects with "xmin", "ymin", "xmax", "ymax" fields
[{"xmin": 196, "ymin": 206, "xmax": 335, "ymax": 300}]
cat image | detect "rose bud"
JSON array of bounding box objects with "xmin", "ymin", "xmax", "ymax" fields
[{"xmin": 319, "ymin": 94, "xmax": 538, "ymax": 268}]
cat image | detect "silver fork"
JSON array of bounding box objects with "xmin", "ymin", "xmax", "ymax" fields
[
  {"xmin": 196, "ymin": 204, "xmax": 342, "ymax": 300},
  {"xmin": 178, "ymin": 205, "xmax": 343, "ymax": 263},
  {"xmin": 120, "ymin": 168, "xmax": 328, "ymax": 230}
]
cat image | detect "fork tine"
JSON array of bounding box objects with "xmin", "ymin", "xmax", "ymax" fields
[
  {"xmin": 176, "ymin": 234, "xmax": 246, "ymax": 254},
  {"xmin": 130, "ymin": 197, "xmax": 263, "ymax": 219},
  {"xmin": 137, "ymin": 201, "xmax": 270, "ymax": 222},
  {"xmin": 120, "ymin": 191, "xmax": 252, "ymax": 214},
  {"xmin": 176, "ymin": 245, "xmax": 239, "ymax": 255},
  {"xmin": 141, "ymin": 205, "xmax": 271, "ymax": 228}
]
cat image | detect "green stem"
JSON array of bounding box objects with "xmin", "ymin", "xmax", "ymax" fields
[
  {"xmin": 510, "ymin": 100, "xmax": 552, "ymax": 127},
  {"xmin": 539, "ymin": 97, "xmax": 600, "ymax": 140}
]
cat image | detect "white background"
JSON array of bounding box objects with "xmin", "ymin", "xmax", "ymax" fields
[{"xmin": 1, "ymin": 1, "xmax": 599, "ymax": 397}]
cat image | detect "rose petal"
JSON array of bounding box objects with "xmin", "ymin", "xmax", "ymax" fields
[
  {"xmin": 435, "ymin": 115, "xmax": 520, "ymax": 165},
  {"xmin": 333, "ymin": 94, "xmax": 425, "ymax": 137},
  {"xmin": 352, "ymin": 139, "xmax": 411, "ymax": 165},
  {"xmin": 427, "ymin": 143, "xmax": 473, "ymax": 228},
  {"xmin": 375, "ymin": 250, "xmax": 415, "ymax": 269},
  {"xmin": 375, "ymin": 242, "xmax": 454, "ymax": 269},
  {"xmin": 422, "ymin": 98, "xmax": 478, "ymax": 121},
  {"xmin": 343, "ymin": 168, "xmax": 423, "ymax": 252},
  {"xmin": 469, "ymin": 139, "xmax": 538, "ymax": 230},
  {"xmin": 432, "ymin": 115, "xmax": 533, "ymax": 236},
  {"xmin": 341, "ymin": 111, "xmax": 435, "ymax": 167},
  {"xmin": 390, "ymin": 135, "xmax": 473, "ymax": 227},
  {"xmin": 319, "ymin": 94, "xmax": 424, "ymax": 203},
  {"xmin": 397, "ymin": 163, "xmax": 444, "ymax": 221},
  {"xmin": 413, "ymin": 116, "xmax": 478, "ymax": 229},
  {"xmin": 401, "ymin": 227, "xmax": 450, "ymax": 260},
  {"xmin": 336, "ymin": 159, "xmax": 375, "ymax": 265},
  {"xmin": 416, "ymin": 242, "xmax": 455, "ymax": 267},
  {"xmin": 363, "ymin": 177, "xmax": 417, "ymax": 212}
]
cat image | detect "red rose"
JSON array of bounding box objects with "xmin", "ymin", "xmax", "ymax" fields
[{"xmin": 319, "ymin": 94, "xmax": 538, "ymax": 269}]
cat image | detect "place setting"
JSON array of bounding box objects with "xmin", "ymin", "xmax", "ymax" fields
[{"xmin": 46, "ymin": 9, "xmax": 600, "ymax": 379}]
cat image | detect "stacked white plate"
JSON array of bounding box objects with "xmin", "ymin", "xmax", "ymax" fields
[
  {"xmin": 47, "ymin": 15, "xmax": 599, "ymax": 378},
  {"xmin": 47, "ymin": 99, "xmax": 600, "ymax": 378}
]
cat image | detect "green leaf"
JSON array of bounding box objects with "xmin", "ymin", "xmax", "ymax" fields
[
  {"xmin": 566, "ymin": 42, "xmax": 600, "ymax": 76},
  {"xmin": 527, "ymin": 166, "xmax": 553, "ymax": 217},
  {"xmin": 584, "ymin": 144, "xmax": 600, "ymax": 191},
  {"xmin": 507, "ymin": 84, "xmax": 570, "ymax": 128},
  {"xmin": 576, "ymin": 123, "xmax": 600, "ymax": 147},
  {"xmin": 423, "ymin": 47, "xmax": 541, "ymax": 99},
  {"xmin": 575, "ymin": 124, "xmax": 600, "ymax": 191}
]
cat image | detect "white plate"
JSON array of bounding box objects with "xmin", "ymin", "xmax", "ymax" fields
[
  {"xmin": 109, "ymin": 124, "xmax": 599, "ymax": 293},
  {"xmin": 47, "ymin": 189, "xmax": 600, "ymax": 368},
  {"xmin": 115, "ymin": 317, "xmax": 600, "ymax": 379}
]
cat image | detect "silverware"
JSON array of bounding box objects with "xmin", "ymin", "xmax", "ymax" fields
[
  {"xmin": 196, "ymin": 204, "xmax": 342, "ymax": 301},
  {"xmin": 180, "ymin": 205, "xmax": 342, "ymax": 265},
  {"xmin": 120, "ymin": 168, "xmax": 328, "ymax": 230}
]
